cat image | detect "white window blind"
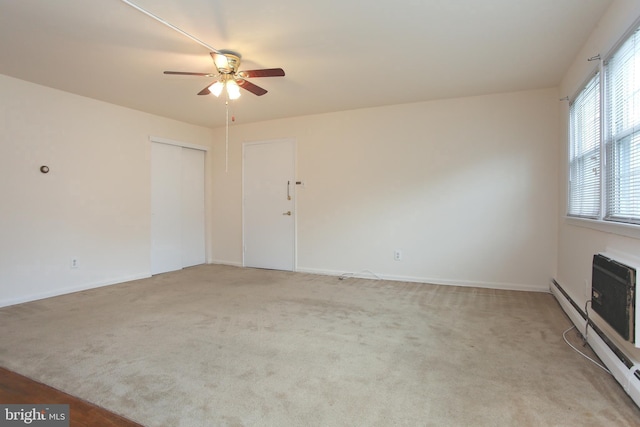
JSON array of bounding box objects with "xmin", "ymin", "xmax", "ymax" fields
[
  {"xmin": 605, "ymin": 27, "xmax": 640, "ymax": 224},
  {"xmin": 569, "ymin": 73, "xmax": 601, "ymax": 218}
]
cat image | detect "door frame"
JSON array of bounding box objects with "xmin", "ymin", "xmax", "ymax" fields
[{"xmin": 242, "ymin": 138, "xmax": 297, "ymax": 271}]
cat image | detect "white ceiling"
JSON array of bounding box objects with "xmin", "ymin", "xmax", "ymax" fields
[{"xmin": 0, "ymin": 0, "xmax": 612, "ymax": 129}]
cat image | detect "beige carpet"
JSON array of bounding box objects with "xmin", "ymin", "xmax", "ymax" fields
[{"xmin": 0, "ymin": 264, "xmax": 639, "ymax": 426}]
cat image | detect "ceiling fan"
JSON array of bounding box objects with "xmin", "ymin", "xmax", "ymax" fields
[
  {"xmin": 120, "ymin": 0, "xmax": 284, "ymax": 101},
  {"xmin": 164, "ymin": 50, "xmax": 285, "ymax": 99},
  {"xmin": 120, "ymin": 0, "xmax": 283, "ymax": 171}
]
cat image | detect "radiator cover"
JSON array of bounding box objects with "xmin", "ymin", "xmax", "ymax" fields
[
  {"xmin": 592, "ymin": 253, "xmax": 637, "ymax": 343},
  {"xmin": 551, "ymin": 279, "xmax": 640, "ymax": 409}
]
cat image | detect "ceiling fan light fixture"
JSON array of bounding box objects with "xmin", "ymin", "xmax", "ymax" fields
[
  {"xmin": 226, "ymin": 79, "xmax": 241, "ymax": 100},
  {"xmin": 209, "ymin": 81, "xmax": 224, "ymax": 97}
]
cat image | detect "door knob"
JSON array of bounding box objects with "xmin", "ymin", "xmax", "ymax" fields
[{"xmin": 282, "ymin": 211, "xmax": 292, "ymax": 216}]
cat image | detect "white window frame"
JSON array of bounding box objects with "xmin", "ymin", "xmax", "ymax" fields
[{"xmin": 566, "ymin": 21, "xmax": 640, "ymax": 240}]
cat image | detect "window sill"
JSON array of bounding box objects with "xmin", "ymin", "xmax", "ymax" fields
[{"xmin": 564, "ymin": 216, "xmax": 640, "ymax": 240}]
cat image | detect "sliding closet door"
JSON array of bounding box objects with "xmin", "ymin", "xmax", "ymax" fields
[
  {"xmin": 151, "ymin": 142, "xmax": 205, "ymax": 275},
  {"xmin": 181, "ymin": 147, "xmax": 206, "ymax": 268},
  {"xmin": 151, "ymin": 143, "xmax": 183, "ymax": 274}
]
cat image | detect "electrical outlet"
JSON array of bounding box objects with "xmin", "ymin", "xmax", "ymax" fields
[
  {"xmin": 70, "ymin": 258, "xmax": 79, "ymax": 269},
  {"xmin": 394, "ymin": 249, "xmax": 402, "ymax": 261}
]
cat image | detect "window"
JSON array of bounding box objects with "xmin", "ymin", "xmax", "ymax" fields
[
  {"xmin": 569, "ymin": 73, "xmax": 600, "ymax": 218},
  {"xmin": 604, "ymin": 27, "xmax": 640, "ymax": 224},
  {"xmin": 568, "ymin": 24, "xmax": 640, "ymax": 226}
]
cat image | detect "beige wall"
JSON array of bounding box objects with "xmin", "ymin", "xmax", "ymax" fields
[
  {"xmin": 557, "ymin": 0, "xmax": 640, "ymax": 360},
  {"xmin": 2, "ymin": 1, "xmax": 637, "ymax": 366},
  {"xmin": 0, "ymin": 74, "xmax": 215, "ymax": 306},
  {"xmin": 211, "ymin": 88, "xmax": 559, "ymax": 292}
]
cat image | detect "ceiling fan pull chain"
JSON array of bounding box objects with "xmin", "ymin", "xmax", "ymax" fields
[{"xmin": 225, "ymin": 101, "xmax": 229, "ymax": 173}]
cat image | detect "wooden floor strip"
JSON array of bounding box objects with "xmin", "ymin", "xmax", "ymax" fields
[{"xmin": 0, "ymin": 367, "xmax": 143, "ymax": 427}]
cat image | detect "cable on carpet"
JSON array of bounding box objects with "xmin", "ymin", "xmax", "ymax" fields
[{"xmin": 562, "ymin": 324, "xmax": 611, "ymax": 375}]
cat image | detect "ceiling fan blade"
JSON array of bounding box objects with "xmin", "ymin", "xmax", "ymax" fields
[
  {"xmin": 164, "ymin": 71, "xmax": 215, "ymax": 77},
  {"xmin": 237, "ymin": 79, "xmax": 268, "ymax": 96},
  {"xmin": 240, "ymin": 68, "xmax": 285, "ymax": 78},
  {"xmin": 197, "ymin": 83, "xmax": 213, "ymax": 96}
]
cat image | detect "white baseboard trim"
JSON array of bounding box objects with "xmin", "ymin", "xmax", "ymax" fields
[
  {"xmin": 0, "ymin": 273, "xmax": 151, "ymax": 308},
  {"xmin": 550, "ymin": 279, "xmax": 640, "ymax": 409},
  {"xmin": 295, "ymin": 267, "xmax": 548, "ymax": 293},
  {"xmin": 209, "ymin": 259, "xmax": 243, "ymax": 267}
]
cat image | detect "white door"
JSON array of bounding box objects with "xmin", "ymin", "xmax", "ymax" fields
[
  {"xmin": 243, "ymin": 140, "xmax": 295, "ymax": 271},
  {"xmin": 151, "ymin": 143, "xmax": 183, "ymax": 274},
  {"xmin": 151, "ymin": 142, "xmax": 206, "ymax": 274}
]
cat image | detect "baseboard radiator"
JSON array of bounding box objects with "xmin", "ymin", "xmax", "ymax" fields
[{"xmin": 551, "ymin": 277, "xmax": 640, "ymax": 407}]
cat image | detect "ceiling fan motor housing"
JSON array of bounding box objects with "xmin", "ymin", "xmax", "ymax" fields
[{"xmin": 215, "ymin": 50, "xmax": 242, "ymax": 74}]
